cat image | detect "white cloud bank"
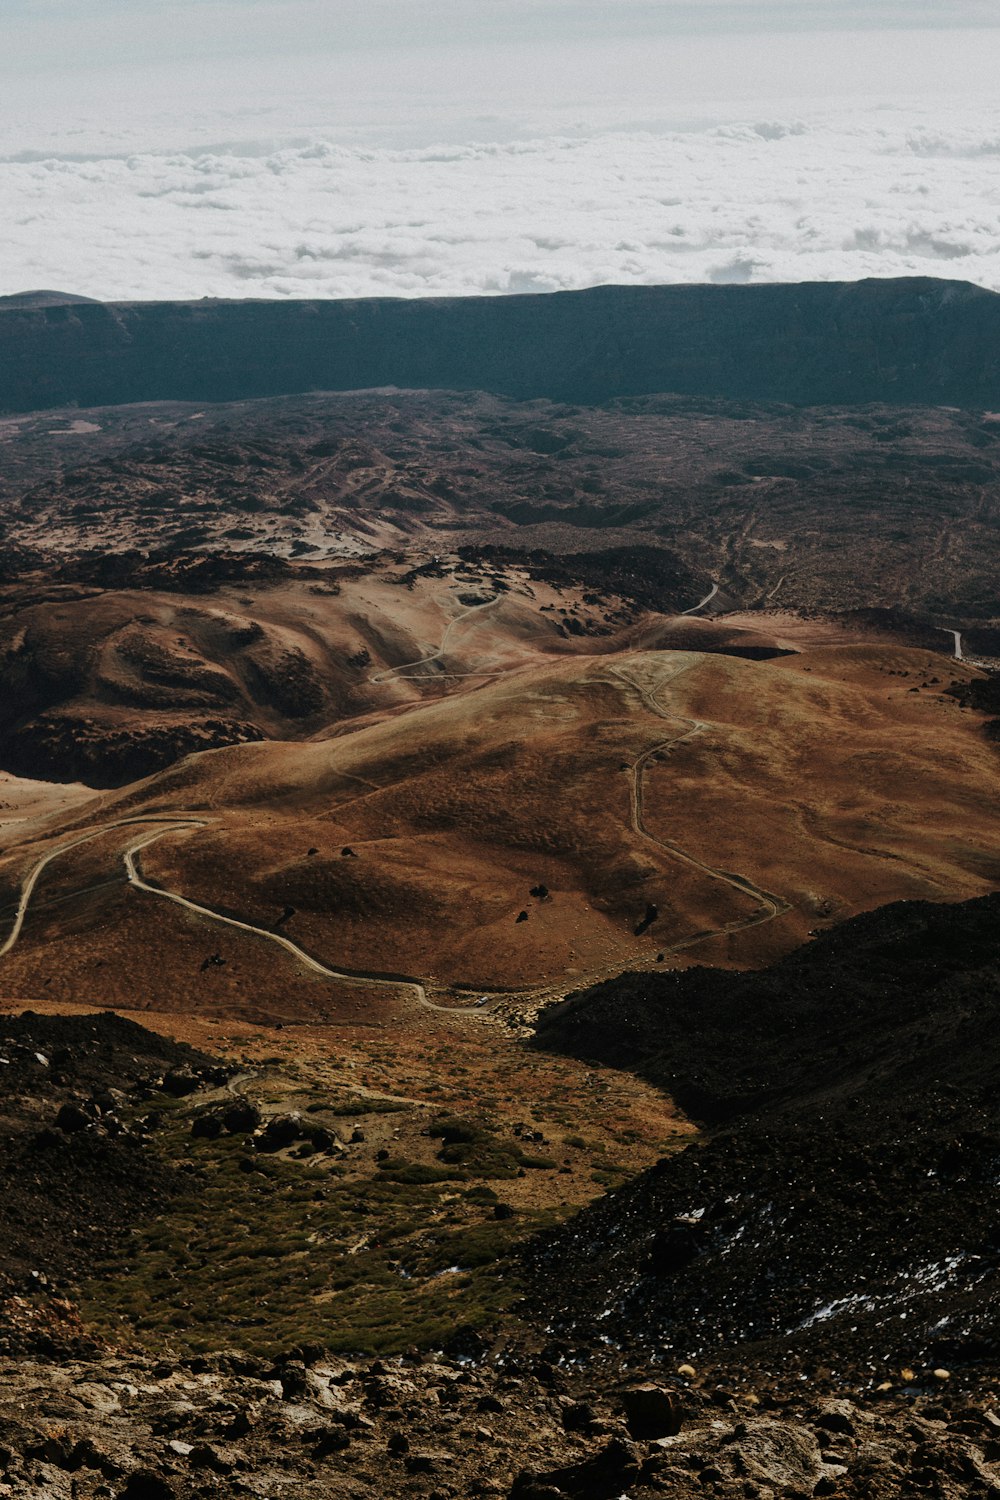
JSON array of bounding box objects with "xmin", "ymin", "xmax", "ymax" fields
[
  {"xmin": 4, "ymin": 107, "xmax": 1000, "ymax": 301},
  {"xmin": 1, "ymin": 20, "xmax": 998, "ymax": 302}
]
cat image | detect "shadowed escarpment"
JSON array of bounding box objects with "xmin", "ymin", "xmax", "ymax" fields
[
  {"xmin": 533, "ymin": 891, "xmax": 1000, "ymax": 1123},
  {"xmin": 527, "ymin": 893, "xmax": 1000, "ymax": 1374},
  {"xmin": 1, "ymin": 277, "xmax": 999, "ymax": 413}
]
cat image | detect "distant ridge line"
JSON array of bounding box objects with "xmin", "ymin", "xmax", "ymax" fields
[
  {"xmin": 0, "ymin": 289, "xmax": 102, "ymax": 310},
  {"xmin": 1, "ymin": 276, "xmax": 998, "ymax": 413}
]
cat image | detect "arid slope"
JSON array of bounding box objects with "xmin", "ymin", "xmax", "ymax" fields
[{"xmin": 0, "ymin": 641, "xmax": 995, "ymax": 1021}]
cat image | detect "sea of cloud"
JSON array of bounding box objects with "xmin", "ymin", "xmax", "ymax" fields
[
  {"xmin": 2, "ymin": 26, "xmax": 998, "ymax": 302},
  {"xmin": 4, "ymin": 109, "xmax": 999, "ymax": 301}
]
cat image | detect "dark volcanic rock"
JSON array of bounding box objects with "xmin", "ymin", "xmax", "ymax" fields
[
  {"xmin": 0, "ymin": 1012, "xmax": 212, "ymax": 1353},
  {"xmin": 621, "ymin": 1385, "xmax": 683, "ymax": 1438},
  {"xmin": 529, "ymin": 893, "xmax": 1000, "ymax": 1377}
]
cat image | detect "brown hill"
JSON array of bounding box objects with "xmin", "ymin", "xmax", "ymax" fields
[
  {"xmin": 0, "ymin": 559, "xmax": 658, "ymax": 785},
  {"xmin": 0, "ymin": 641, "xmax": 996, "ymax": 1023}
]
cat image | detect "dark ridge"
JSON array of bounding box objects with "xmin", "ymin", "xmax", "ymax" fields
[
  {"xmin": 457, "ymin": 543, "xmax": 704, "ymax": 614},
  {"xmin": 1, "ymin": 277, "xmax": 999, "ymax": 414},
  {"xmin": 533, "ymin": 891, "xmax": 1000, "ymax": 1124},
  {"xmin": 0, "ymin": 1009, "xmax": 208, "ymax": 1080},
  {"xmin": 0, "ymin": 291, "xmax": 102, "ymax": 310},
  {"xmin": 527, "ymin": 894, "xmax": 1000, "ymax": 1374}
]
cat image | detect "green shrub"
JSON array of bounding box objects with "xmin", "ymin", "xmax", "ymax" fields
[{"xmin": 377, "ymin": 1159, "xmax": 465, "ymax": 1185}]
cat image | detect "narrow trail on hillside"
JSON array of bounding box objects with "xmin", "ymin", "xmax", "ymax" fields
[
  {"xmin": 0, "ymin": 816, "xmax": 207, "ymax": 959},
  {"xmin": 609, "ymin": 660, "xmax": 790, "ymax": 950},
  {"xmin": 682, "ymin": 581, "xmax": 719, "ymax": 615},
  {"xmin": 0, "ymin": 817, "xmax": 485, "ymax": 1017},
  {"xmin": 225, "ymin": 1065, "xmax": 428, "ymax": 1111},
  {"xmin": 121, "ymin": 825, "xmax": 490, "ymax": 1015},
  {"xmin": 369, "ymin": 593, "xmax": 502, "ymax": 683},
  {"xmin": 0, "ymin": 589, "xmax": 791, "ymax": 1021}
]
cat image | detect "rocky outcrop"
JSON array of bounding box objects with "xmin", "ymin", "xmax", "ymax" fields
[
  {"xmin": 0, "ymin": 1348, "xmax": 994, "ymax": 1498},
  {"xmin": 529, "ymin": 893, "xmax": 1000, "ymax": 1375}
]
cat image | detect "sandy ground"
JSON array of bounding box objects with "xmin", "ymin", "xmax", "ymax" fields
[{"xmin": 0, "ymin": 772, "xmax": 96, "ymax": 845}]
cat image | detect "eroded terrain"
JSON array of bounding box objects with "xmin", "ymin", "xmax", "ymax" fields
[{"xmin": 0, "ymin": 375, "xmax": 998, "ymax": 1499}]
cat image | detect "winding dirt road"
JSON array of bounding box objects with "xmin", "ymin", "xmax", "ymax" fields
[
  {"xmin": 123, "ymin": 824, "xmax": 430, "ymax": 999},
  {"xmin": 0, "ymin": 816, "xmax": 206, "ymax": 959},
  {"xmin": 611, "ymin": 660, "xmax": 790, "ymax": 950},
  {"xmin": 682, "ymin": 581, "xmax": 719, "ymax": 616},
  {"xmin": 0, "ymin": 579, "xmax": 790, "ymax": 1019},
  {"xmin": 1, "ymin": 817, "xmax": 497, "ymax": 1016},
  {"xmin": 369, "ymin": 593, "xmax": 501, "ymax": 684},
  {"xmin": 122, "ymin": 825, "xmax": 504, "ymax": 1016}
]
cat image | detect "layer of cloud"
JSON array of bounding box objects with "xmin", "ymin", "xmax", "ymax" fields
[{"xmin": 3, "ymin": 105, "xmax": 999, "ymax": 302}]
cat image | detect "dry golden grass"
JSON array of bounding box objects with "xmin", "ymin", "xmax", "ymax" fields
[{"xmin": 0, "ymin": 638, "xmax": 995, "ymax": 1018}]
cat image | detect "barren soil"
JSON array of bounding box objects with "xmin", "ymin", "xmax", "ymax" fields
[
  {"xmin": 2, "ymin": 388, "xmax": 1000, "ymax": 615},
  {"xmin": 0, "ymin": 638, "xmax": 996, "ymax": 1017}
]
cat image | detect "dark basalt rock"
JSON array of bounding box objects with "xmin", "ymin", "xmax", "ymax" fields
[
  {"xmin": 511, "ymin": 1437, "xmax": 642, "ymax": 1499},
  {"xmin": 529, "ymin": 891, "xmax": 1000, "ymax": 1377},
  {"xmin": 621, "ymin": 1385, "xmax": 683, "ymax": 1439}
]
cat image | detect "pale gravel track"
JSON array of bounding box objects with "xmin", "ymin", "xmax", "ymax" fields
[
  {"xmin": 1, "ymin": 817, "xmax": 490, "ymax": 1016},
  {"xmin": 368, "ymin": 593, "xmax": 501, "ymax": 684},
  {"xmin": 682, "ymin": 581, "xmax": 719, "ymax": 615},
  {"xmin": 0, "ymin": 589, "xmax": 790, "ymax": 1020},
  {"xmin": 940, "ymin": 627, "xmax": 964, "ymax": 661},
  {"xmin": 0, "ymin": 816, "xmax": 206, "ymax": 959},
  {"xmin": 610, "ymin": 659, "xmax": 791, "ymax": 946}
]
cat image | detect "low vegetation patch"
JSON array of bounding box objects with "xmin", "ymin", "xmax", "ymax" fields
[{"xmin": 76, "ymin": 1098, "xmax": 561, "ymax": 1356}]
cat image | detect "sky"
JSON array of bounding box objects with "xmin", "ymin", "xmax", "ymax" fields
[{"xmin": 1, "ymin": 1, "xmax": 998, "ymax": 300}]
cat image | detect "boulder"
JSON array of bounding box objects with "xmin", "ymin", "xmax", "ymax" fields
[
  {"xmin": 223, "ymin": 1098, "xmax": 261, "ymax": 1134},
  {"xmin": 511, "ymin": 1437, "xmax": 642, "ymax": 1500},
  {"xmin": 815, "ymin": 1400, "xmax": 857, "ymax": 1437},
  {"xmin": 621, "ymin": 1385, "xmax": 683, "ymax": 1439},
  {"xmin": 55, "ymin": 1101, "xmax": 91, "ymax": 1134},
  {"xmin": 257, "ymin": 1114, "xmax": 302, "ymax": 1151}
]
